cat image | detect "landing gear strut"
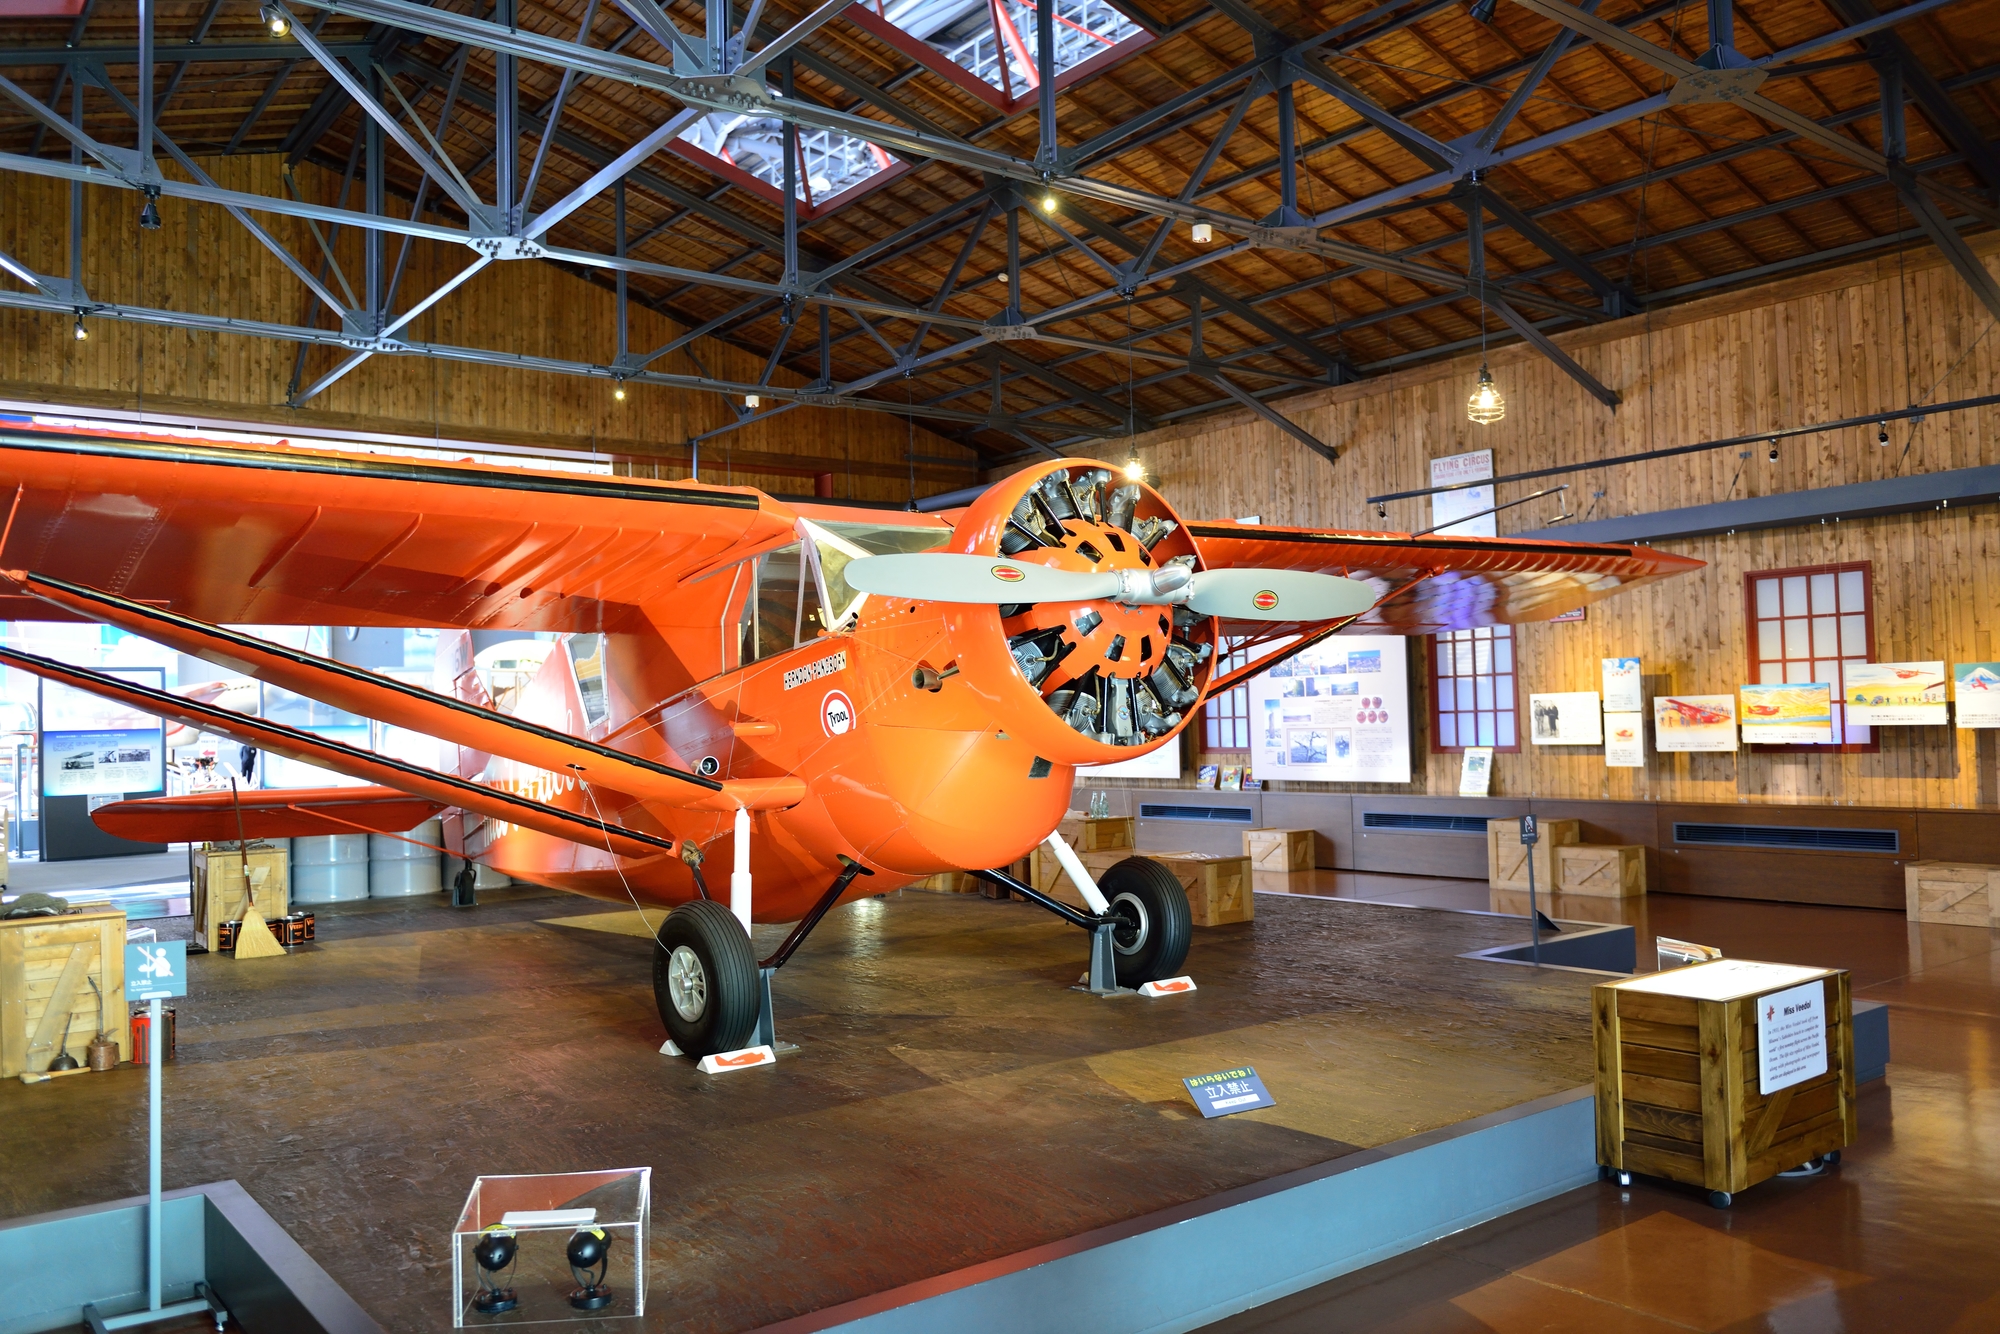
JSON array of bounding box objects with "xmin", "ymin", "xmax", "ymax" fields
[
  {"xmin": 651, "ymin": 856, "xmax": 874, "ymax": 1058},
  {"xmin": 974, "ymin": 855, "xmax": 1191, "ymax": 994}
]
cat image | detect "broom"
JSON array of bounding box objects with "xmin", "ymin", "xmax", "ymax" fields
[{"xmin": 228, "ymin": 778, "xmax": 286, "ymax": 960}]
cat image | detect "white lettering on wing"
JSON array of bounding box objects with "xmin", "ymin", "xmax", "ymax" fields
[{"xmin": 782, "ymin": 650, "xmax": 849, "ymax": 691}]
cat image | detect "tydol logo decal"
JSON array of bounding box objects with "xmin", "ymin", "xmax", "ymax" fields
[
  {"xmin": 990, "ymin": 564, "xmax": 1027, "ymax": 583},
  {"xmin": 822, "ymin": 690, "xmax": 855, "ymax": 736},
  {"xmin": 1252, "ymin": 590, "xmax": 1279, "ymax": 611}
]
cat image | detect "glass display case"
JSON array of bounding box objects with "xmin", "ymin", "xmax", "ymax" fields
[{"xmin": 451, "ymin": 1168, "xmax": 650, "ymax": 1326}]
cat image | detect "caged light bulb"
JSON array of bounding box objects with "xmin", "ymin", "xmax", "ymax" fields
[{"xmin": 1466, "ymin": 364, "xmax": 1505, "ymax": 425}]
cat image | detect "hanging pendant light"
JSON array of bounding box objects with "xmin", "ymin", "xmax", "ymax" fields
[{"xmin": 1467, "ymin": 364, "xmax": 1505, "ymax": 424}]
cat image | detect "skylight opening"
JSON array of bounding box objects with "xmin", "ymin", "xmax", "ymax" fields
[
  {"xmin": 678, "ymin": 114, "xmax": 897, "ymax": 206},
  {"xmin": 929, "ymin": 0, "xmax": 1142, "ymax": 92}
]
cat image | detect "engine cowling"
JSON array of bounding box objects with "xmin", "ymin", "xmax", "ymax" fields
[{"xmin": 940, "ymin": 459, "xmax": 1217, "ymax": 765}]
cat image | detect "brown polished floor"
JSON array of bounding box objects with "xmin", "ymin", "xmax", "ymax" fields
[
  {"xmin": 1, "ymin": 885, "xmax": 1601, "ymax": 1334},
  {"xmin": 1218, "ymin": 874, "xmax": 2000, "ymax": 1333}
]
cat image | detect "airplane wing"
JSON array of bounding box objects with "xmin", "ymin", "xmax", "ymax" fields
[
  {"xmin": 7, "ymin": 571, "xmax": 779, "ymax": 809},
  {"xmin": 92, "ymin": 786, "xmax": 446, "ymax": 843},
  {"xmin": 0, "ymin": 648, "xmax": 677, "ymax": 861},
  {"xmin": 1185, "ymin": 521, "xmax": 1702, "ymax": 637},
  {"xmin": 0, "ymin": 427, "xmax": 798, "ymax": 629}
]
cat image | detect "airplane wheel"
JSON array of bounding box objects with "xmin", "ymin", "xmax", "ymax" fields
[
  {"xmin": 652, "ymin": 900, "xmax": 759, "ymax": 1057},
  {"xmin": 1101, "ymin": 857, "xmax": 1192, "ymax": 987}
]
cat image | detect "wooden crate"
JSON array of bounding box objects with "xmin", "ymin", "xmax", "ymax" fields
[
  {"xmin": 1028, "ymin": 846, "xmax": 1128, "ymax": 908},
  {"xmin": 1486, "ymin": 818, "xmax": 1579, "ymax": 891},
  {"xmin": 1150, "ymin": 852, "xmax": 1254, "ymax": 927},
  {"xmin": 1904, "ymin": 861, "xmax": 1998, "ymax": 926},
  {"xmin": 1053, "ymin": 814, "xmax": 1134, "ymax": 853},
  {"xmin": 192, "ymin": 844, "xmax": 290, "ymax": 953},
  {"xmin": 1557, "ymin": 844, "xmax": 1647, "ymax": 898},
  {"xmin": 1594, "ymin": 960, "xmax": 1855, "ymax": 1200},
  {"xmin": 0, "ymin": 909, "xmax": 129, "ymax": 1076},
  {"xmin": 1243, "ymin": 828, "xmax": 1314, "ymax": 874}
]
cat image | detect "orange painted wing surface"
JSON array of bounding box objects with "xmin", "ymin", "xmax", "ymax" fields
[
  {"xmin": 0, "ymin": 647, "xmax": 676, "ymax": 860},
  {"xmin": 1185, "ymin": 521, "xmax": 1703, "ymax": 635},
  {"xmin": 92, "ymin": 786, "xmax": 445, "ymax": 843},
  {"xmin": 0, "ymin": 429, "xmax": 797, "ymax": 629}
]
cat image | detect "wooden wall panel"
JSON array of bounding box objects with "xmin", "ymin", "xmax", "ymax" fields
[
  {"xmin": 0, "ymin": 157, "xmax": 976, "ymax": 503},
  {"xmin": 1088, "ymin": 233, "xmax": 2000, "ymax": 812}
]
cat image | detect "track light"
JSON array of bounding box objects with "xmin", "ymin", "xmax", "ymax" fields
[
  {"xmin": 1191, "ymin": 223, "xmax": 1212, "ymax": 244},
  {"xmin": 260, "ymin": 3, "xmax": 291, "ymax": 36},
  {"xmin": 1877, "ymin": 420, "xmax": 1889, "ymax": 446},
  {"xmin": 138, "ymin": 187, "xmax": 161, "ymax": 231},
  {"xmin": 1467, "ymin": 0, "xmax": 1497, "ymax": 21},
  {"xmin": 1767, "ymin": 439, "xmax": 1780, "ymax": 462},
  {"xmin": 1375, "ymin": 502, "xmax": 1388, "ymax": 520},
  {"xmin": 1122, "ymin": 456, "xmax": 1144, "ymax": 483},
  {"xmin": 1040, "ymin": 192, "xmax": 1059, "ymax": 214},
  {"xmin": 72, "ymin": 314, "xmax": 87, "ymax": 341},
  {"xmin": 1466, "ymin": 363, "xmax": 1504, "ymax": 424}
]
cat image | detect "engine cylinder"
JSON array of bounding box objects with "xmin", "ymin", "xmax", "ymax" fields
[{"xmin": 941, "ymin": 460, "xmax": 1216, "ymax": 765}]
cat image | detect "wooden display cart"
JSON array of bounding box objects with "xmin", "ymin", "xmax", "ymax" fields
[
  {"xmin": 1486, "ymin": 818, "xmax": 1578, "ymax": 891},
  {"xmin": 1594, "ymin": 959, "xmax": 1855, "ymax": 1207},
  {"xmin": 0, "ymin": 908, "xmax": 129, "ymax": 1076},
  {"xmin": 192, "ymin": 842, "xmax": 290, "ymax": 953}
]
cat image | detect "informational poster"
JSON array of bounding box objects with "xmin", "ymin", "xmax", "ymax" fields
[
  {"xmin": 1740, "ymin": 682, "xmax": 1834, "ymax": 745},
  {"xmin": 1529, "ymin": 692, "xmax": 1603, "ymax": 745},
  {"xmin": 41, "ymin": 669, "xmax": 166, "ymax": 798},
  {"xmin": 1843, "ymin": 661, "xmax": 1948, "ymax": 726},
  {"xmin": 1079, "ymin": 744, "xmax": 1180, "ymax": 780},
  {"xmin": 1604, "ymin": 713, "xmax": 1645, "ymax": 767},
  {"xmin": 1953, "ymin": 663, "xmax": 2000, "ymax": 728},
  {"xmin": 1428, "ymin": 449, "xmax": 1495, "ymax": 537},
  {"xmin": 1654, "ymin": 695, "xmax": 1737, "ymax": 751},
  {"xmin": 1459, "ymin": 747, "xmax": 1494, "ymax": 796},
  {"xmin": 1248, "ymin": 636, "xmax": 1410, "ymax": 783},
  {"xmin": 1756, "ymin": 979, "xmax": 1828, "ymax": 1096},
  {"xmin": 1602, "ymin": 657, "xmax": 1643, "ymax": 712}
]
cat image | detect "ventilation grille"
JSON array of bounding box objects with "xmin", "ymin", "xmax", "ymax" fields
[
  {"xmin": 1362, "ymin": 812, "xmax": 1491, "ymax": 834},
  {"xmin": 1672, "ymin": 822, "xmax": 1899, "ymax": 853},
  {"xmin": 1140, "ymin": 803, "xmax": 1254, "ymax": 824}
]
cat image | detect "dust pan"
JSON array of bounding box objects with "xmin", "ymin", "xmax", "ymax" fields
[{"xmin": 232, "ymin": 905, "xmax": 287, "ymax": 960}]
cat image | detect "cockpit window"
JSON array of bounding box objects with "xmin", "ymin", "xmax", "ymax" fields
[
  {"xmin": 806, "ymin": 520, "xmax": 951, "ymax": 631},
  {"xmin": 735, "ymin": 522, "xmax": 951, "ymax": 665}
]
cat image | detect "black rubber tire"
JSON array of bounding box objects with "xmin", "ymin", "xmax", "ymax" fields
[
  {"xmin": 1099, "ymin": 856, "xmax": 1193, "ymax": 988},
  {"xmin": 652, "ymin": 899, "xmax": 760, "ymax": 1056}
]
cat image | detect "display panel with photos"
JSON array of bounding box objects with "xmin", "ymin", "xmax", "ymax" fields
[
  {"xmin": 1248, "ymin": 636, "xmax": 1410, "ymax": 783},
  {"xmin": 41, "ymin": 669, "xmax": 166, "ymax": 798},
  {"xmin": 1528, "ymin": 692, "xmax": 1603, "ymax": 745}
]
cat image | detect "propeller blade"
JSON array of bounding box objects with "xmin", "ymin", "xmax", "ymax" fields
[
  {"xmin": 843, "ymin": 552, "xmax": 1121, "ymax": 604},
  {"xmin": 1186, "ymin": 568, "xmax": 1377, "ymax": 620}
]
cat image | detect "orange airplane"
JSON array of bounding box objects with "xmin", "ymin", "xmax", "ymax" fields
[
  {"xmin": 0, "ymin": 427, "xmax": 1700, "ymax": 1054},
  {"xmin": 1660, "ymin": 698, "xmax": 1730, "ymax": 726}
]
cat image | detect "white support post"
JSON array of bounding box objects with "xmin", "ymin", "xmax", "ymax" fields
[
  {"xmin": 1042, "ymin": 830, "xmax": 1112, "ymax": 915},
  {"xmin": 148, "ymin": 996, "xmax": 161, "ymax": 1313},
  {"xmin": 730, "ymin": 805, "xmax": 752, "ymax": 933}
]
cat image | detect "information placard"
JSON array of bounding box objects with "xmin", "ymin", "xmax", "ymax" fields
[
  {"xmin": 1756, "ymin": 979, "xmax": 1827, "ymax": 1095},
  {"xmin": 1654, "ymin": 695, "xmax": 1737, "ymax": 751},
  {"xmin": 41, "ymin": 668, "xmax": 166, "ymax": 798},
  {"xmin": 1604, "ymin": 713, "xmax": 1645, "ymax": 767},
  {"xmin": 1183, "ymin": 1066, "xmax": 1276, "ymax": 1118},
  {"xmin": 1247, "ymin": 636, "xmax": 1410, "ymax": 783},
  {"xmin": 1428, "ymin": 449, "xmax": 1494, "ymax": 537},
  {"xmin": 1459, "ymin": 746, "xmax": 1493, "ymax": 795},
  {"xmin": 1843, "ymin": 661, "xmax": 1947, "ymax": 726},
  {"xmin": 1602, "ymin": 657, "xmax": 1642, "ymax": 712},
  {"xmin": 1954, "ymin": 663, "xmax": 2000, "ymax": 728}
]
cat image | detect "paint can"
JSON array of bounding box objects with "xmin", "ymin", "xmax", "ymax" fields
[{"xmin": 130, "ymin": 1006, "xmax": 175, "ymax": 1063}]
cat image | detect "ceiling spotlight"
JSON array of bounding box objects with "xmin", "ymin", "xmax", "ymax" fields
[
  {"xmin": 72, "ymin": 314, "xmax": 87, "ymax": 341},
  {"xmin": 1040, "ymin": 192, "xmax": 1059, "ymax": 214},
  {"xmin": 1877, "ymin": 420, "xmax": 1889, "ymax": 446},
  {"xmin": 995, "ymin": 271, "xmax": 1009, "ymax": 284},
  {"xmin": 138, "ymin": 187, "xmax": 161, "ymax": 231},
  {"xmin": 745, "ymin": 394, "xmax": 760, "ymax": 408},
  {"xmin": 1122, "ymin": 456, "xmax": 1145, "ymax": 483},
  {"xmin": 1467, "ymin": 0, "xmax": 1497, "ymax": 21},
  {"xmin": 1466, "ymin": 363, "xmax": 1505, "ymax": 424},
  {"xmin": 260, "ymin": 3, "xmax": 292, "ymax": 35},
  {"xmin": 612, "ymin": 382, "xmax": 626, "ymax": 401},
  {"xmin": 1375, "ymin": 502, "xmax": 1388, "ymax": 519},
  {"xmin": 1191, "ymin": 222, "xmax": 1213, "ymax": 244},
  {"xmin": 1767, "ymin": 439, "xmax": 1780, "ymax": 462}
]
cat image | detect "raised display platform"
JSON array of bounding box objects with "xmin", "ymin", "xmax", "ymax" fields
[{"xmin": 0, "ymin": 885, "xmax": 1620, "ymax": 1333}]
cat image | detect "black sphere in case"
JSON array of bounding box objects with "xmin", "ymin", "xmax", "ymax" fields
[{"xmin": 566, "ymin": 1226, "xmax": 615, "ymax": 1310}]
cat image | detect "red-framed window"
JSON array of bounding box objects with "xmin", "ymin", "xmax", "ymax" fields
[
  {"xmin": 1429, "ymin": 626, "xmax": 1520, "ymax": 752},
  {"xmin": 1745, "ymin": 561, "xmax": 1878, "ymax": 751},
  {"xmin": 1201, "ymin": 637, "xmax": 1252, "ymax": 752}
]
